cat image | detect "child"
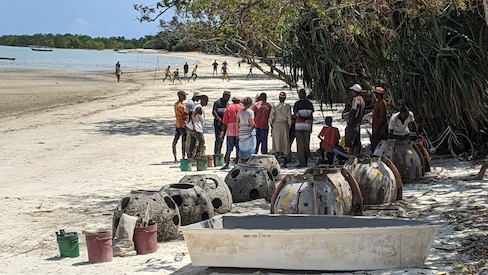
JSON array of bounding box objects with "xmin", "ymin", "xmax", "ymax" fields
[{"xmin": 318, "ymin": 116, "xmax": 346, "ymax": 165}]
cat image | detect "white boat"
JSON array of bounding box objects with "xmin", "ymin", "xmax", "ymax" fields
[{"xmin": 182, "ymin": 215, "xmax": 441, "ymax": 271}]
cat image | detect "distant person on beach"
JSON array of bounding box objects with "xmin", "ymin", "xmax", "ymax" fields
[
  {"xmin": 212, "ymin": 60, "xmax": 218, "ymax": 76},
  {"xmin": 221, "ymin": 65, "xmax": 230, "ymax": 82},
  {"xmin": 115, "ymin": 61, "xmax": 122, "ymax": 82},
  {"xmin": 172, "ymin": 68, "xmax": 182, "ymax": 84},
  {"xmin": 236, "ymin": 97, "xmax": 256, "ymax": 163},
  {"xmin": 183, "ymin": 62, "xmax": 189, "ymax": 78},
  {"xmin": 247, "ymin": 64, "xmax": 254, "ymax": 78},
  {"xmin": 223, "ymin": 60, "xmax": 228, "ymax": 67},
  {"xmin": 172, "ymin": 90, "xmax": 189, "ymax": 163},
  {"xmin": 269, "ymin": 92, "xmax": 292, "ymax": 167},
  {"xmin": 238, "ymin": 61, "xmax": 241, "ymax": 70},
  {"xmin": 163, "ymin": 66, "xmax": 172, "ymax": 82},
  {"xmin": 188, "ymin": 65, "xmax": 198, "ymax": 82},
  {"xmin": 212, "ymin": 91, "xmax": 231, "ymax": 156},
  {"xmin": 221, "ymin": 97, "xmax": 243, "ymax": 169},
  {"xmin": 253, "ymin": 93, "xmax": 272, "ymax": 154},
  {"xmin": 188, "ymin": 95, "xmax": 209, "ymax": 158}
]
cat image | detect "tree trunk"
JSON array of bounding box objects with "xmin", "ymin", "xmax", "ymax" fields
[{"xmin": 475, "ymin": 160, "xmax": 488, "ymax": 180}]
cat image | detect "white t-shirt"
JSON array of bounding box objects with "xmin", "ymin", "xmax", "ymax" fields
[
  {"xmin": 237, "ymin": 109, "xmax": 254, "ymax": 127},
  {"xmin": 389, "ymin": 111, "xmax": 415, "ymax": 136},
  {"xmin": 188, "ymin": 104, "xmax": 205, "ymax": 133},
  {"xmin": 186, "ymin": 100, "xmax": 195, "ymax": 113}
]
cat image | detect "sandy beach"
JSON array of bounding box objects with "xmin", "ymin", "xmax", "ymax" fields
[{"xmin": 0, "ymin": 51, "xmax": 486, "ymax": 275}]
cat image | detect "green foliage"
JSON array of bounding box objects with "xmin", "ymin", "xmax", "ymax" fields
[{"xmin": 0, "ymin": 33, "xmax": 160, "ymax": 50}]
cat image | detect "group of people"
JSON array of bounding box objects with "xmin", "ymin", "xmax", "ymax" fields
[
  {"xmin": 172, "ymin": 88, "xmax": 317, "ymax": 168},
  {"xmin": 172, "ymin": 84, "xmax": 419, "ymax": 168},
  {"xmin": 316, "ymin": 83, "xmax": 418, "ymax": 165},
  {"xmin": 163, "ymin": 63, "xmax": 198, "ymax": 84}
]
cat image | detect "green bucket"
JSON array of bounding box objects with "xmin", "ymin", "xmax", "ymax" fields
[
  {"xmin": 213, "ymin": 154, "xmax": 224, "ymax": 167},
  {"xmin": 57, "ymin": 232, "xmax": 80, "ymax": 258},
  {"xmin": 180, "ymin": 159, "xmax": 192, "ymax": 171},
  {"xmin": 196, "ymin": 158, "xmax": 208, "ymax": 171}
]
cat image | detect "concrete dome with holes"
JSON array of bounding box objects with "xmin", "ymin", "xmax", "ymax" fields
[
  {"xmin": 178, "ymin": 174, "xmax": 232, "ymax": 214},
  {"xmin": 246, "ymin": 154, "xmax": 281, "ymax": 180},
  {"xmin": 113, "ymin": 190, "xmax": 181, "ymax": 241},
  {"xmin": 159, "ymin": 183, "xmax": 214, "ymax": 226},
  {"xmin": 224, "ymin": 164, "xmax": 276, "ymax": 203}
]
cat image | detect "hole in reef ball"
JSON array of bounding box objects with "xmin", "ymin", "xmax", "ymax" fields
[
  {"xmin": 121, "ymin": 197, "xmax": 130, "ymax": 210},
  {"xmin": 231, "ymin": 169, "xmax": 240, "ymax": 178},
  {"xmin": 250, "ymin": 189, "xmax": 259, "ymax": 200},
  {"xmin": 164, "ymin": 196, "xmax": 176, "ymax": 209},
  {"xmin": 272, "ymin": 168, "xmax": 279, "ymax": 177},
  {"xmin": 172, "ymin": 215, "xmax": 180, "ymax": 225},
  {"xmin": 201, "ymin": 212, "xmax": 209, "ymax": 221},
  {"xmin": 212, "ymin": 198, "xmax": 223, "ymax": 209},
  {"xmin": 170, "ymin": 183, "xmax": 194, "ymax": 189},
  {"xmin": 172, "ymin": 195, "xmax": 183, "ymax": 206}
]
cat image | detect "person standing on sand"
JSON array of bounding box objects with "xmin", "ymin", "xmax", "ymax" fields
[
  {"xmin": 371, "ymin": 86, "xmax": 388, "ymax": 152},
  {"xmin": 236, "ymin": 97, "xmax": 257, "ymax": 163},
  {"xmin": 253, "ymin": 93, "xmax": 272, "ymax": 154},
  {"xmin": 163, "ymin": 66, "xmax": 172, "ymax": 82},
  {"xmin": 269, "ymin": 92, "xmax": 292, "ymax": 167},
  {"xmin": 212, "ymin": 60, "xmax": 218, "ymax": 76},
  {"xmin": 221, "ymin": 65, "xmax": 230, "ymax": 82},
  {"xmin": 345, "ymin": 84, "xmax": 365, "ymax": 156},
  {"xmin": 221, "ymin": 97, "xmax": 243, "ymax": 169},
  {"xmin": 293, "ymin": 89, "xmax": 314, "ymax": 167},
  {"xmin": 172, "ymin": 90, "xmax": 189, "ymax": 163},
  {"xmin": 183, "ymin": 62, "xmax": 189, "ymax": 78},
  {"xmin": 188, "ymin": 95, "xmax": 209, "ymax": 158},
  {"xmin": 115, "ymin": 61, "xmax": 122, "ymax": 82},
  {"xmin": 212, "ymin": 91, "xmax": 231, "ymax": 156},
  {"xmin": 188, "ymin": 65, "xmax": 198, "ymax": 82},
  {"xmin": 172, "ymin": 68, "xmax": 182, "ymax": 84},
  {"xmin": 186, "ymin": 91, "xmax": 201, "ymax": 158}
]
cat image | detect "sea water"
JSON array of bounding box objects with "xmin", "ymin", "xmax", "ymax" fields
[{"xmin": 0, "ymin": 45, "xmax": 193, "ymax": 72}]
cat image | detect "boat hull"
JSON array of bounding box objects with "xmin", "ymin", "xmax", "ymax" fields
[{"xmin": 182, "ymin": 215, "xmax": 440, "ymax": 271}]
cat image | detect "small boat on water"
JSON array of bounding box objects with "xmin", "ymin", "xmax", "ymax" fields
[
  {"xmin": 0, "ymin": 57, "xmax": 15, "ymax": 60},
  {"xmin": 30, "ymin": 47, "xmax": 53, "ymax": 52},
  {"xmin": 182, "ymin": 214, "xmax": 441, "ymax": 271}
]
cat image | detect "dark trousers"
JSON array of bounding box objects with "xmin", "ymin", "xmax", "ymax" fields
[
  {"xmin": 214, "ymin": 120, "xmax": 224, "ymax": 155},
  {"xmin": 255, "ymin": 128, "xmax": 269, "ymax": 154},
  {"xmin": 296, "ymin": 131, "xmax": 311, "ymax": 166},
  {"xmin": 371, "ymin": 133, "xmax": 386, "ymax": 153},
  {"xmin": 172, "ymin": 127, "xmax": 187, "ymax": 159},
  {"xmin": 189, "ymin": 130, "xmax": 205, "ymax": 157}
]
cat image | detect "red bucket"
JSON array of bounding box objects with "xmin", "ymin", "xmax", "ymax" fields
[
  {"xmin": 85, "ymin": 231, "xmax": 113, "ymax": 263},
  {"xmin": 134, "ymin": 224, "xmax": 158, "ymax": 255},
  {"xmin": 207, "ymin": 155, "xmax": 214, "ymax": 168}
]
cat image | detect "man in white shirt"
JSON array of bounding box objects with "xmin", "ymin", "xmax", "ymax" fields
[
  {"xmin": 188, "ymin": 95, "xmax": 208, "ymax": 158},
  {"xmin": 388, "ymin": 105, "xmax": 418, "ymax": 140}
]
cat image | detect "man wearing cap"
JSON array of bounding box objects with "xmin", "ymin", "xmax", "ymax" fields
[
  {"xmin": 253, "ymin": 93, "xmax": 272, "ymax": 154},
  {"xmin": 269, "ymin": 92, "xmax": 292, "ymax": 167},
  {"xmin": 185, "ymin": 91, "xmax": 201, "ymax": 158},
  {"xmin": 371, "ymin": 86, "xmax": 388, "ymax": 152},
  {"xmin": 345, "ymin": 83, "xmax": 365, "ymax": 156},
  {"xmin": 212, "ymin": 91, "xmax": 231, "ymax": 156},
  {"xmin": 221, "ymin": 97, "xmax": 244, "ymax": 169},
  {"xmin": 172, "ymin": 90, "xmax": 189, "ymax": 163},
  {"xmin": 293, "ymin": 89, "xmax": 314, "ymax": 167},
  {"xmin": 188, "ymin": 94, "xmax": 209, "ymax": 158}
]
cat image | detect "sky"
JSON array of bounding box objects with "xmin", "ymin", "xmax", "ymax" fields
[{"xmin": 0, "ymin": 1, "xmax": 175, "ymax": 39}]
